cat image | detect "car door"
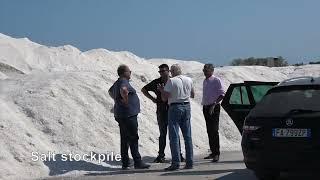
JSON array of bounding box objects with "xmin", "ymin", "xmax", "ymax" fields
[{"xmin": 221, "ymin": 81, "xmax": 279, "ymax": 134}]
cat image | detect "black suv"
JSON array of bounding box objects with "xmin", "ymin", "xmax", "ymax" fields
[{"xmin": 221, "ymin": 76, "xmax": 320, "ymax": 180}]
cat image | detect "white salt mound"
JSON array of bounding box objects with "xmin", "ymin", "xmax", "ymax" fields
[{"xmin": 0, "ymin": 33, "xmax": 319, "ymax": 179}]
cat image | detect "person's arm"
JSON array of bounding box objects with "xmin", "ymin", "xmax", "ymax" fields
[
  {"xmin": 214, "ymin": 77, "xmax": 225, "ymax": 104},
  {"xmin": 158, "ymin": 80, "xmax": 171, "ymax": 102},
  {"xmin": 141, "ymin": 82, "xmax": 157, "ymax": 103},
  {"xmin": 160, "ymin": 89, "xmax": 170, "ymax": 102},
  {"xmin": 209, "ymin": 78, "xmax": 225, "ymax": 115},
  {"xmin": 141, "ymin": 88, "xmax": 157, "ymax": 103},
  {"xmin": 209, "ymin": 94, "xmax": 224, "ymax": 115},
  {"xmin": 108, "ymin": 85, "xmax": 115, "ymax": 99},
  {"xmin": 215, "ymin": 95, "xmax": 224, "ymax": 104},
  {"xmin": 120, "ymin": 86, "xmax": 129, "ymax": 106},
  {"xmin": 190, "ymin": 87, "xmax": 195, "ymax": 99},
  {"xmin": 190, "ymin": 80, "xmax": 195, "ymax": 99}
]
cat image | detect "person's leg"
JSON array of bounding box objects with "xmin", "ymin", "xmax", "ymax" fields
[
  {"xmin": 211, "ymin": 105, "xmax": 221, "ymax": 156},
  {"xmin": 179, "ymin": 104, "xmax": 193, "ymax": 167},
  {"xmin": 161, "ymin": 108, "xmax": 184, "ymax": 162},
  {"xmin": 203, "ymin": 106, "xmax": 215, "ymax": 156},
  {"xmin": 124, "ymin": 116, "xmax": 142, "ymax": 164},
  {"xmin": 125, "ymin": 115, "xmax": 150, "ymax": 169},
  {"xmin": 178, "ymin": 138, "xmax": 185, "ymax": 162},
  {"xmin": 167, "ymin": 105, "xmax": 182, "ymax": 169},
  {"xmin": 157, "ymin": 109, "xmax": 167, "ymax": 159},
  {"xmin": 117, "ymin": 118, "xmax": 130, "ymax": 167}
]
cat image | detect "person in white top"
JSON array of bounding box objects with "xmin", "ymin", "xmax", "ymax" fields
[{"xmin": 158, "ymin": 64, "xmax": 195, "ymax": 171}]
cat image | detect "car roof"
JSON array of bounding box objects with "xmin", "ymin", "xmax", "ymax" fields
[{"xmin": 277, "ymin": 76, "xmax": 320, "ymax": 87}]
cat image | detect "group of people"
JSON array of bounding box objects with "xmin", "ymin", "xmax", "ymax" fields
[{"xmin": 108, "ymin": 63, "xmax": 225, "ymax": 171}]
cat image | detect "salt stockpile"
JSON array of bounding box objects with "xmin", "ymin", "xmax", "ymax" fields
[{"xmin": 0, "ymin": 33, "xmax": 319, "ymax": 179}]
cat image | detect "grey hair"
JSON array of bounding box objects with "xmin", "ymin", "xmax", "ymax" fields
[{"xmin": 171, "ymin": 64, "xmax": 182, "ymax": 75}]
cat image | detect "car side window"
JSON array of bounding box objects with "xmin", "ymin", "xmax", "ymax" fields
[
  {"xmin": 229, "ymin": 86, "xmax": 250, "ymax": 105},
  {"xmin": 250, "ymin": 85, "xmax": 274, "ymax": 103}
]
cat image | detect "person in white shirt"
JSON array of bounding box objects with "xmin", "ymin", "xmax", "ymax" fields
[{"xmin": 158, "ymin": 64, "xmax": 195, "ymax": 171}]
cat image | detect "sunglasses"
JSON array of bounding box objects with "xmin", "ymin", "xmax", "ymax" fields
[
  {"xmin": 203, "ymin": 69, "xmax": 212, "ymax": 72},
  {"xmin": 158, "ymin": 70, "xmax": 168, "ymax": 73}
]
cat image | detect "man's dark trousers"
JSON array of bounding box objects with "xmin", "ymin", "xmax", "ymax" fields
[
  {"xmin": 203, "ymin": 104, "xmax": 220, "ymax": 156},
  {"xmin": 156, "ymin": 106, "xmax": 168, "ymax": 158},
  {"xmin": 116, "ymin": 115, "xmax": 142, "ymax": 166}
]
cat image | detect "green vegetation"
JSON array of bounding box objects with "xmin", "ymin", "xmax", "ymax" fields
[
  {"xmin": 309, "ymin": 61, "xmax": 320, "ymax": 64},
  {"xmin": 230, "ymin": 56, "xmax": 288, "ymax": 67}
]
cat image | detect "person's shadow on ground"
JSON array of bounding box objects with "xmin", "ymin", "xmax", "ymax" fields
[
  {"xmin": 84, "ymin": 160, "xmax": 245, "ymax": 177},
  {"xmin": 43, "ymin": 154, "xmax": 117, "ymax": 176},
  {"xmin": 43, "ymin": 153, "xmax": 158, "ymax": 176},
  {"xmin": 160, "ymin": 168, "xmax": 248, "ymax": 177}
]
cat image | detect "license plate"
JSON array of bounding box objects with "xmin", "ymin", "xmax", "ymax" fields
[{"xmin": 272, "ymin": 128, "xmax": 311, "ymax": 137}]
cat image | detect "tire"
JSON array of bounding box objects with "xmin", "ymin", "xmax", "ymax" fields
[{"xmin": 254, "ymin": 170, "xmax": 280, "ymax": 180}]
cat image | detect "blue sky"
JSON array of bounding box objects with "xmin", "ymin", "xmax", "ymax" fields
[{"xmin": 1, "ymin": 0, "xmax": 319, "ymax": 65}]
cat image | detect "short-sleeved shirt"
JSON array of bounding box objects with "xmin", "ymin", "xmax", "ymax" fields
[
  {"xmin": 201, "ymin": 75, "xmax": 225, "ymax": 105},
  {"xmin": 143, "ymin": 77, "xmax": 168, "ymax": 110},
  {"xmin": 164, "ymin": 75, "xmax": 193, "ymax": 105},
  {"xmin": 109, "ymin": 79, "xmax": 140, "ymax": 118}
]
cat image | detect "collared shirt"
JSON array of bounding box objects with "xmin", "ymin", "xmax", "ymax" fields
[
  {"xmin": 109, "ymin": 79, "xmax": 140, "ymax": 118},
  {"xmin": 202, "ymin": 75, "xmax": 225, "ymax": 105},
  {"xmin": 164, "ymin": 75, "xmax": 193, "ymax": 105},
  {"xmin": 142, "ymin": 77, "xmax": 168, "ymax": 108}
]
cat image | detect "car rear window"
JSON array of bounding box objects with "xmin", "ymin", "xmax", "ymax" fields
[
  {"xmin": 250, "ymin": 85, "xmax": 275, "ymax": 103},
  {"xmin": 248, "ymin": 86, "xmax": 320, "ymax": 116},
  {"xmin": 229, "ymin": 86, "xmax": 250, "ymax": 105}
]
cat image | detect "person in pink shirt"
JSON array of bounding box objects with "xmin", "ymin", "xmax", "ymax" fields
[{"xmin": 202, "ymin": 64, "xmax": 225, "ymax": 162}]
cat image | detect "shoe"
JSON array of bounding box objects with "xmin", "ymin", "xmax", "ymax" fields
[
  {"xmin": 122, "ymin": 162, "xmax": 131, "ymax": 170},
  {"xmin": 122, "ymin": 166, "xmax": 130, "ymax": 170},
  {"xmin": 212, "ymin": 155, "xmax": 220, "ymax": 162},
  {"xmin": 183, "ymin": 164, "xmax": 193, "ymax": 169},
  {"xmin": 164, "ymin": 165, "xmax": 179, "ymax": 171},
  {"xmin": 180, "ymin": 154, "xmax": 185, "ymax": 162},
  {"xmin": 153, "ymin": 156, "xmax": 166, "ymax": 163},
  {"xmin": 204, "ymin": 154, "xmax": 214, "ymax": 159},
  {"xmin": 134, "ymin": 162, "xmax": 150, "ymax": 169}
]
